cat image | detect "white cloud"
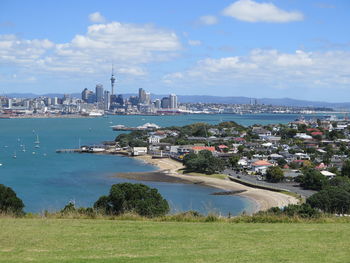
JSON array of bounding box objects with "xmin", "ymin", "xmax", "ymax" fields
[
  {"xmin": 163, "ymin": 49, "xmax": 350, "ymax": 90},
  {"xmin": 89, "ymin": 12, "xmax": 106, "ymax": 23},
  {"xmin": 197, "ymin": 15, "xmax": 218, "ymax": 25},
  {"xmin": 188, "ymin": 40, "xmax": 202, "ymax": 46},
  {"xmin": 0, "ymin": 22, "xmax": 181, "ymax": 77},
  {"xmin": 163, "ymin": 72, "xmax": 184, "ymax": 84},
  {"xmin": 222, "ymin": 0, "xmax": 304, "ymax": 23}
]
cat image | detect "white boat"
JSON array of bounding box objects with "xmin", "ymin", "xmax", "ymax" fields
[
  {"xmin": 88, "ymin": 111, "xmax": 104, "ymax": 117},
  {"xmin": 13, "ymin": 151, "xmax": 17, "ymax": 159},
  {"xmin": 34, "ymin": 135, "xmax": 40, "ymax": 144},
  {"xmin": 22, "ymin": 145, "xmax": 26, "ymax": 152},
  {"xmin": 90, "ymin": 147, "xmax": 105, "ymax": 153}
]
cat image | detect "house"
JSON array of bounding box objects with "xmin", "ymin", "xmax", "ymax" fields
[
  {"xmin": 217, "ymin": 145, "xmax": 228, "ymax": 152},
  {"xmin": 320, "ymin": 171, "xmax": 336, "ymax": 179},
  {"xmin": 251, "ymin": 160, "xmax": 273, "ymax": 174},
  {"xmin": 191, "ymin": 146, "xmax": 216, "ymax": 154},
  {"xmin": 148, "ymin": 136, "xmax": 161, "ymax": 144},
  {"xmin": 269, "ymin": 153, "xmax": 284, "ymax": 160},
  {"xmin": 311, "ymin": 131, "xmax": 323, "ymax": 137},
  {"xmin": 295, "ymin": 133, "xmax": 313, "ymax": 140},
  {"xmin": 315, "ymin": 163, "xmax": 327, "ymax": 170},
  {"xmin": 252, "ymin": 127, "xmax": 272, "ymax": 138},
  {"xmin": 238, "ymin": 158, "xmax": 248, "ymax": 167},
  {"xmin": 131, "ymin": 147, "xmax": 148, "ymax": 156},
  {"xmin": 294, "ymin": 153, "xmax": 310, "ymax": 160}
]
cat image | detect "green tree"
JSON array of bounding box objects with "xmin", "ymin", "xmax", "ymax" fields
[
  {"xmin": 94, "ymin": 183, "xmax": 169, "ymax": 217},
  {"xmin": 341, "ymin": 160, "xmax": 350, "ymax": 177},
  {"xmin": 298, "ymin": 168, "xmax": 328, "ymax": 191},
  {"xmin": 0, "ymin": 184, "xmax": 24, "ymax": 215},
  {"xmin": 329, "ymin": 176, "xmax": 350, "ymax": 191},
  {"xmin": 229, "ymin": 156, "xmax": 240, "ymax": 168},
  {"xmin": 237, "ymin": 145, "xmax": 245, "ymax": 154},
  {"xmin": 183, "ymin": 150, "xmax": 225, "ymax": 174},
  {"xmin": 307, "ymin": 187, "xmax": 350, "ymax": 214},
  {"xmin": 277, "ymin": 158, "xmax": 287, "ymax": 167},
  {"xmin": 265, "ymin": 166, "xmax": 284, "ymax": 183}
]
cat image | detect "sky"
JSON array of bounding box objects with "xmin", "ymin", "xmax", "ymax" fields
[{"xmin": 0, "ymin": 0, "xmax": 350, "ymax": 102}]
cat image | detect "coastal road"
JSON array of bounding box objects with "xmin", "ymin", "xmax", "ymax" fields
[{"xmin": 224, "ymin": 169, "xmax": 317, "ymax": 198}]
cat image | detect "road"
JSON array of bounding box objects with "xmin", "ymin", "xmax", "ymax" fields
[{"xmin": 224, "ymin": 169, "xmax": 317, "ymax": 198}]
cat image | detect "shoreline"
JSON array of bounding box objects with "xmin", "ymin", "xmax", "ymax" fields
[{"xmin": 120, "ymin": 155, "xmax": 299, "ymax": 214}]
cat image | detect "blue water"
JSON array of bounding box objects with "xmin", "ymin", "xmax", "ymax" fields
[{"xmin": 0, "ymin": 113, "xmax": 324, "ymax": 215}]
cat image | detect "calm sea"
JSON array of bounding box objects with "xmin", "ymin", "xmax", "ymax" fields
[{"xmin": 0, "ymin": 113, "xmax": 325, "ymax": 215}]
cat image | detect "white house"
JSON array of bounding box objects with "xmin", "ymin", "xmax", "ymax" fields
[
  {"xmin": 131, "ymin": 147, "xmax": 148, "ymax": 156},
  {"xmin": 148, "ymin": 136, "xmax": 161, "ymax": 144}
]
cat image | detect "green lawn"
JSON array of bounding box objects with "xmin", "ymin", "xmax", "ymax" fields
[{"xmin": 0, "ymin": 218, "xmax": 349, "ymax": 262}]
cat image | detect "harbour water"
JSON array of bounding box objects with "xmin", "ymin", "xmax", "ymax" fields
[{"xmin": 0, "ymin": 113, "xmax": 323, "ymax": 215}]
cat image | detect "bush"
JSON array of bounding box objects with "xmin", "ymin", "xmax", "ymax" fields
[
  {"xmin": 264, "ymin": 204, "xmax": 320, "ymax": 218},
  {"xmin": 0, "ymin": 184, "xmax": 24, "ymax": 215},
  {"xmin": 94, "ymin": 183, "xmax": 169, "ymax": 217}
]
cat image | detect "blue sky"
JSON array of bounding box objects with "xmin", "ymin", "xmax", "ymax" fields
[{"xmin": 1, "ymin": 0, "xmax": 350, "ymax": 102}]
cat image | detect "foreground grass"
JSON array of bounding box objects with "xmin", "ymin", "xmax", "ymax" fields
[{"xmin": 0, "ymin": 218, "xmax": 350, "ymax": 263}]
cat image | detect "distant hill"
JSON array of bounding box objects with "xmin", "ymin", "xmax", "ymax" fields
[{"xmin": 4, "ymin": 93, "xmax": 350, "ymax": 109}]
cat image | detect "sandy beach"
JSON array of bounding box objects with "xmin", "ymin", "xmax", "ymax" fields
[{"xmin": 116, "ymin": 155, "xmax": 299, "ymax": 213}]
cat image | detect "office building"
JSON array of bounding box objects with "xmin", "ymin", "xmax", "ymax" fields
[
  {"xmin": 169, "ymin": 94, "xmax": 178, "ymax": 109},
  {"xmin": 95, "ymin": 84, "xmax": 104, "ymax": 103},
  {"xmin": 161, "ymin": 97, "xmax": 170, "ymax": 109}
]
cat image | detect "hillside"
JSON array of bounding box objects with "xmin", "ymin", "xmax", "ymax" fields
[{"xmin": 0, "ymin": 218, "xmax": 349, "ymax": 262}]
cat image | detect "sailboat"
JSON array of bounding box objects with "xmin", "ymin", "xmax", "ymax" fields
[
  {"xmin": 34, "ymin": 135, "xmax": 40, "ymax": 148},
  {"xmin": 13, "ymin": 151, "xmax": 17, "ymax": 159},
  {"xmin": 34, "ymin": 135, "xmax": 40, "ymax": 144},
  {"xmin": 22, "ymin": 145, "xmax": 26, "ymax": 152}
]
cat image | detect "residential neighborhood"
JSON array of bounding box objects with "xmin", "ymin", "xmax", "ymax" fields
[{"xmin": 93, "ymin": 115, "xmax": 350, "ymax": 198}]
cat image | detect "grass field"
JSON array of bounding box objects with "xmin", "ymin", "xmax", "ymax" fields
[{"xmin": 0, "ymin": 218, "xmax": 349, "ymax": 262}]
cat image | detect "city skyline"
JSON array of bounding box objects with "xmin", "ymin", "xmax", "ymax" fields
[{"xmin": 1, "ymin": 0, "xmax": 350, "ymax": 102}]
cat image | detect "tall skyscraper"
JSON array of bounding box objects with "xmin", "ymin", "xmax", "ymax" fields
[
  {"xmin": 145, "ymin": 92, "xmax": 151, "ymax": 105},
  {"xmin": 7, "ymin": 98, "xmax": 12, "ymax": 109},
  {"xmin": 104, "ymin": 90, "xmax": 110, "ymax": 110},
  {"xmin": 95, "ymin": 84, "xmax": 104, "ymax": 103},
  {"xmin": 81, "ymin": 88, "xmax": 91, "ymax": 102},
  {"xmin": 169, "ymin": 94, "xmax": 178, "ymax": 109},
  {"xmin": 138, "ymin": 88, "xmax": 147, "ymax": 104},
  {"xmin": 154, "ymin": 99, "xmax": 161, "ymax": 109},
  {"xmin": 161, "ymin": 97, "xmax": 170, "ymax": 109},
  {"xmin": 110, "ymin": 65, "xmax": 116, "ymax": 95}
]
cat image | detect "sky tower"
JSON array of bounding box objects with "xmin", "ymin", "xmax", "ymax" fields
[{"xmin": 110, "ymin": 65, "xmax": 116, "ymax": 95}]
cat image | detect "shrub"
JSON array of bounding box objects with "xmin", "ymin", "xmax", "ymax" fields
[
  {"xmin": 0, "ymin": 184, "xmax": 24, "ymax": 215},
  {"xmin": 94, "ymin": 183, "xmax": 169, "ymax": 217},
  {"xmin": 264, "ymin": 204, "xmax": 320, "ymax": 218}
]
